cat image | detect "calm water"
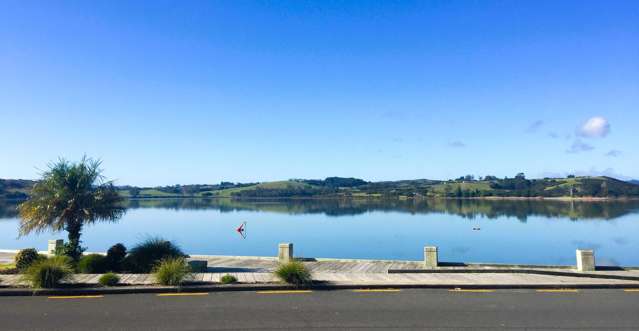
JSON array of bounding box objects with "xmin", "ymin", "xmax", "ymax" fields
[{"xmin": 1, "ymin": 198, "xmax": 638, "ymax": 266}]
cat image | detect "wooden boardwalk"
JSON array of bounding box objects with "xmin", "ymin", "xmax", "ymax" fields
[
  {"xmin": 3, "ymin": 251, "xmax": 639, "ymax": 288},
  {"xmin": 191, "ymin": 255, "xmax": 424, "ymax": 274}
]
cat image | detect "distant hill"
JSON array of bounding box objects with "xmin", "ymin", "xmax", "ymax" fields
[
  {"xmin": 3, "ymin": 176, "xmax": 639, "ymax": 200},
  {"xmin": 115, "ymin": 176, "xmax": 639, "ymax": 199},
  {"xmin": 629, "ymin": 180, "xmax": 639, "ymax": 185},
  {"xmin": 0, "ymin": 179, "xmax": 35, "ymax": 200}
]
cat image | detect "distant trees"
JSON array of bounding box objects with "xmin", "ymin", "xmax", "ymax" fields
[
  {"xmin": 129, "ymin": 187, "xmax": 141, "ymax": 197},
  {"xmin": 303, "ymin": 177, "xmax": 368, "ymax": 188},
  {"xmin": 455, "ymin": 175, "xmax": 475, "ymax": 182}
]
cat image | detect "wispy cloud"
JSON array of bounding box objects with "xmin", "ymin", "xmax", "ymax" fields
[
  {"xmin": 547, "ymin": 131, "xmax": 560, "ymax": 139},
  {"xmin": 578, "ymin": 116, "xmax": 610, "ymax": 138},
  {"xmin": 448, "ymin": 140, "xmax": 466, "ymax": 148},
  {"xmin": 566, "ymin": 140, "xmax": 594, "ymax": 154},
  {"xmin": 526, "ymin": 120, "xmax": 544, "ymax": 133},
  {"xmin": 605, "ymin": 150, "xmax": 622, "ymax": 157}
]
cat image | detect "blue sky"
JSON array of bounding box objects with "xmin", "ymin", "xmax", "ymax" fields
[{"xmin": 1, "ymin": 1, "xmax": 637, "ymax": 186}]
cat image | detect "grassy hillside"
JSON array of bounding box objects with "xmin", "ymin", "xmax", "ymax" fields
[
  {"xmin": 4, "ymin": 176, "xmax": 639, "ymax": 200},
  {"xmin": 0, "ymin": 179, "xmax": 35, "ymax": 200},
  {"xmin": 212, "ymin": 180, "xmax": 316, "ymax": 197},
  {"xmin": 222, "ymin": 176, "xmax": 639, "ymax": 199}
]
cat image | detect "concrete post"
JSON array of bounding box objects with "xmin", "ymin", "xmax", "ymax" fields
[
  {"xmin": 424, "ymin": 246, "xmax": 438, "ymax": 268},
  {"xmin": 576, "ymin": 249, "xmax": 595, "ymax": 272},
  {"xmin": 48, "ymin": 239, "xmax": 64, "ymax": 255},
  {"xmin": 278, "ymin": 243, "xmax": 293, "ymax": 263}
]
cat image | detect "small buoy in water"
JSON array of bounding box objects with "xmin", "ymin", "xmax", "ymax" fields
[{"xmin": 472, "ymin": 227, "xmax": 481, "ymax": 231}]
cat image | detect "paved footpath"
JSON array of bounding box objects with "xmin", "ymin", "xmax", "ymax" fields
[
  {"xmin": 3, "ymin": 251, "xmax": 639, "ymax": 288},
  {"xmin": 3, "ymin": 270, "xmax": 639, "ymax": 287}
]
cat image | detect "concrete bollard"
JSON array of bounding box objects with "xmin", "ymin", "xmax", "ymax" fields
[
  {"xmin": 188, "ymin": 260, "xmax": 208, "ymax": 273},
  {"xmin": 48, "ymin": 239, "xmax": 64, "ymax": 255},
  {"xmin": 576, "ymin": 249, "xmax": 595, "ymax": 272},
  {"xmin": 278, "ymin": 243, "xmax": 293, "ymax": 263},
  {"xmin": 424, "ymin": 246, "xmax": 438, "ymax": 268}
]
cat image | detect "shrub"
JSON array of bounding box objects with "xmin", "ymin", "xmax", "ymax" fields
[
  {"xmin": 274, "ymin": 261, "xmax": 312, "ymax": 286},
  {"xmin": 154, "ymin": 257, "xmax": 191, "ymax": 286},
  {"xmin": 22, "ymin": 256, "xmax": 73, "ymax": 288},
  {"xmin": 105, "ymin": 243, "xmax": 127, "ymax": 271},
  {"xmin": 220, "ymin": 274, "xmax": 237, "ymax": 284},
  {"xmin": 14, "ymin": 248, "xmax": 44, "ymax": 271},
  {"xmin": 77, "ymin": 254, "xmax": 108, "ymax": 274},
  {"xmin": 98, "ymin": 272, "xmax": 120, "ymax": 287},
  {"xmin": 126, "ymin": 238, "xmax": 186, "ymax": 273}
]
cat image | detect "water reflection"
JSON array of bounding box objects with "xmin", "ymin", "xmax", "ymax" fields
[
  {"xmin": 2, "ymin": 198, "xmax": 639, "ymax": 221},
  {"xmin": 2, "ymin": 198, "xmax": 638, "ymax": 265}
]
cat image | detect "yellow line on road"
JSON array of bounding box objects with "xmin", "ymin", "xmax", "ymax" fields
[
  {"xmin": 48, "ymin": 295, "xmax": 104, "ymax": 299},
  {"xmin": 256, "ymin": 290, "xmax": 312, "ymax": 294},
  {"xmin": 353, "ymin": 289, "xmax": 401, "ymax": 293},
  {"xmin": 449, "ymin": 289, "xmax": 495, "ymax": 293},
  {"xmin": 536, "ymin": 289, "xmax": 579, "ymax": 293},
  {"xmin": 623, "ymin": 289, "xmax": 639, "ymax": 292},
  {"xmin": 157, "ymin": 292, "xmax": 209, "ymax": 297}
]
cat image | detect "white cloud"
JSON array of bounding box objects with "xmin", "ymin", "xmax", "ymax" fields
[{"xmin": 578, "ymin": 116, "xmax": 610, "ymax": 138}]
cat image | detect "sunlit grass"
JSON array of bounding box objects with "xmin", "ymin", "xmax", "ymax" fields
[{"xmin": 0, "ymin": 263, "xmax": 15, "ymax": 270}]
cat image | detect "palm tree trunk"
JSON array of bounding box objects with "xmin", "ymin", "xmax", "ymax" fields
[{"xmin": 66, "ymin": 220, "xmax": 84, "ymax": 261}]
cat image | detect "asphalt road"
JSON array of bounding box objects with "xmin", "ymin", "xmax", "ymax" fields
[{"xmin": 1, "ymin": 289, "xmax": 638, "ymax": 330}]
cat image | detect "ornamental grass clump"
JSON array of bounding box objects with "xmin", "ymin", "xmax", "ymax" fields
[
  {"xmin": 220, "ymin": 274, "xmax": 238, "ymax": 284},
  {"xmin": 125, "ymin": 238, "xmax": 187, "ymax": 273},
  {"xmin": 22, "ymin": 256, "xmax": 74, "ymax": 288},
  {"xmin": 14, "ymin": 248, "xmax": 44, "ymax": 271},
  {"xmin": 274, "ymin": 261, "xmax": 312, "ymax": 286},
  {"xmin": 154, "ymin": 257, "xmax": 192, "ymax": 286},
  {"xmin": 98, "ymin": 272, "xmax": 120, "ymax": 287}
]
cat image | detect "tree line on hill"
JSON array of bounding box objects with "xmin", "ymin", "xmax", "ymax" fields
[{"xmin": 2, "ymin": 174, "xmax": 639, "ymax": 200}]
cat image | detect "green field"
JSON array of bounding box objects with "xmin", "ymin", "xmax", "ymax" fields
[
  {"xmin": 212, "ymin": 180, "xmax": 315, "ymax": 197},
  {"xmin": 0, "ymin": 263, "xmax": 15, "ymax": 271},
  {"xmin": 429, "ymin": 181, "xmax": 492, "ymax": 195}
]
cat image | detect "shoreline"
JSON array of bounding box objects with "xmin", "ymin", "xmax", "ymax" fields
[
  {"xmin": 127, "ymin": 196, "xmax": 638, "ymax": 202},
  {"xmin": 3, "ymin": 195, "xmax": 639, "ymax": 202}
]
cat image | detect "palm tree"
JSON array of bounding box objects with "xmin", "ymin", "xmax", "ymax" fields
[{"xmin": 18, "ymin": 157, "xmax": 125, "ymax": 261}]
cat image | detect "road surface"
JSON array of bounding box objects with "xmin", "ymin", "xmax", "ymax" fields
[{"xmin": 1, "ymin": 288, "xmax": 638, "ymax": 330}]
